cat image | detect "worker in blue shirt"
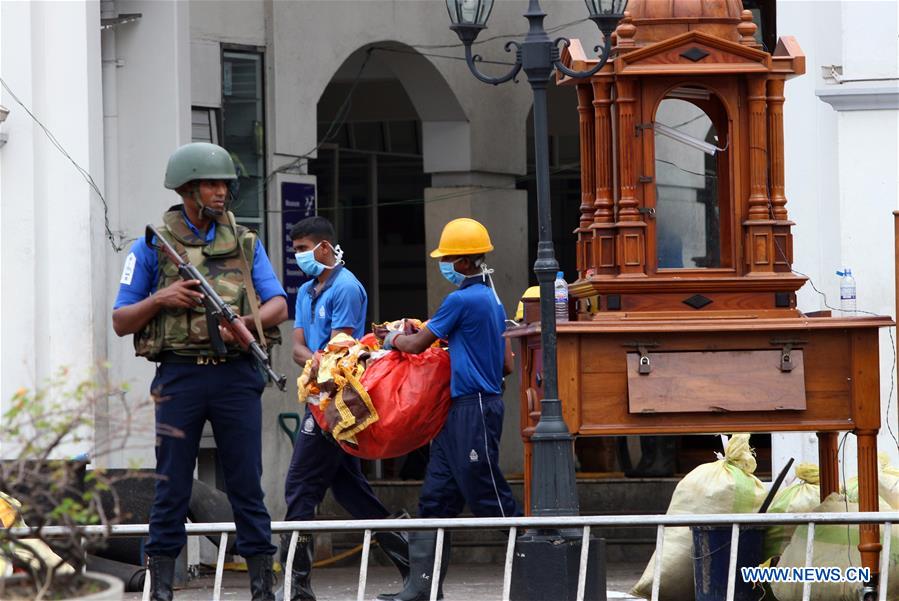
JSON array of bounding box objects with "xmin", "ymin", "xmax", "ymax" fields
[
  {"xmin": 283, "ymin": 216, "xmax": 409, "ymax": 601},
  {"xmin": 112, "ymin": 143, "xmax": 287, "ymax": 601},
  {"xmin": 374, "ymin": 217, "xmax": 520, "ymax": 601}
]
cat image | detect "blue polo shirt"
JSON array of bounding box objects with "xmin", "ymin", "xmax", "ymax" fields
[
  {"xmin": 113, "ymin": 211, "xmax": 286, "ymax": 309},
  {"xmin": 294, "ymin": 266, "xmax": 367, "ymax": 352},
  {"xmin": 426, "ymin": 278, "xmax": 506, "ymax": 398}
]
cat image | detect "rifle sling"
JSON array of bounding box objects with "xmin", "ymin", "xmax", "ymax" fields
[{"xmin": 228, "ymin": 212, "xmax": 268, "ymax": 349}]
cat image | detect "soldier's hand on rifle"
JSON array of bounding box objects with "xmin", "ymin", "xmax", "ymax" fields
[
  {"xmin": 218, "ymin": 316, "xmax": 251, "ymax": 346},
  {"xmin": 152, "ymin": 279, "xmax": 204, "ymax": 309}
]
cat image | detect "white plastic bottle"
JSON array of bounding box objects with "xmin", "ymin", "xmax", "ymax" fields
[
  {"xmin": 554, "ymin": 271, "xmax": 569, "ymax": 322},
  {"xmin": 838, "ymin": 267, "xmax": 857, "ymax": 316}
]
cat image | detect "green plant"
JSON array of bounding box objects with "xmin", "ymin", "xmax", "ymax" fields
[{"xmin": 0, "ymin": 367, "xmax": 154, "ymax": 600}]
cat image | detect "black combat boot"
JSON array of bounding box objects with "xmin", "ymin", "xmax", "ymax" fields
[
  {"xmin": 246, "ymin": 554, "xmax": 275, "ymax": 601},
  {"xmin": 373, "ymin": 530, "xmax": 411, "ymax": 599},
  {"xmin": 377, "ymin": 530, "xmax": 451, "ymax": 601},
  {"xmin": 147, "ymin": 555, "xmax": 175, "ymax": 601},
  {"xmin": 280, "ymin": 533, "xmax": 316, "ymax": 601}
]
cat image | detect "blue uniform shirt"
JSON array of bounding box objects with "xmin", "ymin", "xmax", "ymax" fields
[
  {"xmin": 294, "ymin": 266, "xmax": 368, "ymax": 352},
  {"xmin": 113, "ymin": 210, "xmax": 286, "ymax": 309},
  {"xmin": 426, "ymin": 277, "xmax": 506, "ymax": 398}
]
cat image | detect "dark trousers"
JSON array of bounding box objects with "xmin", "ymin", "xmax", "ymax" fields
[
  {"xmin": 284, "ymin": 406, "xmax": 389, "ymax": 521},
  {"xmin": 419, "ymin": 393, "xmax": 520, "ymax": 518},
  {"xmin": 145, "ymin": 357, "xmax": 276, "ymax": 558}
]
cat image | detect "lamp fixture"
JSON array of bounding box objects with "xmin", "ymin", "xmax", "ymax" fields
[{"xmin": 654, "ymin": 121, "xmax": 722, "ymax": 156}]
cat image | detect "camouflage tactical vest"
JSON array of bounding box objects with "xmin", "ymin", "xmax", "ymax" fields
[{"xmin": 134, "ymin": 206, "xmax": 282, "ymax": 359}]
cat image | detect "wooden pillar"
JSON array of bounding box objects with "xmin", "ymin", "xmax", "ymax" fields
[
  {"xmin": 747, "ymin": 77, "xmax": 770, "ymax": 220},
  {"xmin": 817, "ymin": 432, "xmax": 839, "ymax": 500},
  {"xmin": 576, "ymin": 84, "xmax": 596, "ymax": 279},
  {"xmin": 857, "ymin": 429, "xmax": 882, "ymax": 580},
  {"xmin": 591, "ymin": 77, "xmax": 616, "ymax": 276},
  {"xmin": 852, "ymin": 328, "xmax": 883, "ymax": 579},
  {"xmin": 614, "ymin": 77, "xmax": 646, "ymax": 276},
  {"xmin": 768, "ymin": 77, "xmax": 793, "ymax": 273},
  {"xmin": 767, "ymin": 78, "xmax": 787, "ymax": 221},
  {"xmin": 745, "ymin": 76, "xmax": 774, "ymax": 274}
]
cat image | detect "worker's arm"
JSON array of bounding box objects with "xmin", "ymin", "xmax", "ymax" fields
[
  {"xmin": 293, "ymin": 328, "xmax": 314, "ymax": 366},
  {"xmin": 503, "ymin": 338, "xmax": 514, "ymax": 376},
  {"xmin": 389, "ymin": 326, "xmax": 439, "ymax": 355}
]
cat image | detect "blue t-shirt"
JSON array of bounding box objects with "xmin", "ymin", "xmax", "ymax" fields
[
  {"xmin": 113, "ymin": 211, "xmax": 286, "ymax": 309},
  {"xmin": 294, "ymin": 266, "xmax": 367, "ymax": 352},
  {"xmin": 426, "ymin": 278, "xmax": 506, "ymax": 398}
]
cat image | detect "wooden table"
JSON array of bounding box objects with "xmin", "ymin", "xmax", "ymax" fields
[{"xmin": 509, "ymin": 314, "xmax": 893, "ymax": 577}]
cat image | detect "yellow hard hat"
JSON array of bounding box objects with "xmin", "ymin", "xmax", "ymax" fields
[
  {"xmin": 514, "ymin": 286, "xmax": 541, "ymax": 322},
  {"xmin": 430, "ymin": 218, "xmax": 494, "ymax": 258}
]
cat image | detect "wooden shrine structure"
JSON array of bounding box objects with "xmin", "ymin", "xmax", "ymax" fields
[{"xmin": 508, "ymin": 0, "xmax": 893, "ymax": 585}]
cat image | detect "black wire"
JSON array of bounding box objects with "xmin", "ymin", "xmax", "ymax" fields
[
  {"xmin": 263, "ymin": 17, "xmax": 594, "ymax": 186},
  {"xmin": 311, "ymin": 160, "xmax": 580, "ymax": 212},
  {"xmin": 838, "ymin": 431, "xmax": 853, "ymax": 568},
  {"xmin": 410, "ymin": 18, "xmax": 589, "ymax": 49},
  {"xmin": 373, "ymin": 45, "xmax": 517, "ymax": 67},
  {"xmin": 264, "ymin": 47, "xmax": 377, "ymax": 188},
  {"xmin": 655, "ymin": 158, "xmax": 718, "ymax": 179},
  {"xmin": 0, "ymin": 76, "xmax": 127, "ymax": 252}
]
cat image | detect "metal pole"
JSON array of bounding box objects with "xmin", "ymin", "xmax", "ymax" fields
[{"xmin": 522, "ymin": 0, "xmax": 579, "ymax": 519}]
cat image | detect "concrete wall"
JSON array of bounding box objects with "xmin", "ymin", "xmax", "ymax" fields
[
  {"xmin": 0, "ymin": 1, "xmax": 105, "ymax": 458},
  {"xmin": 102, "ymin": 0, "xmax": 193, "ymax": 468},
  {"xmin": 773, "ymin": 0, "xmax": 899, "ymax": 479}
]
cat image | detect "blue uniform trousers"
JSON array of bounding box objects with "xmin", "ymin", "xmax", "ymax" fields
[
  {"xmin": 284, "ymin": 406, "xmax": 389, "ymax": 521},
  {"xmin": 419, "ymin": 393, "xmax": 520, "ymax": 518},
  {"xmin": 146, "ymin": 357, "xmax": 276, "ymax": 558}
]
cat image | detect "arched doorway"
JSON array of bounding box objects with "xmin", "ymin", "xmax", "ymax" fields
[{"xmin": 307, "ymin": 43, "xmax": 467, "ymax": 479}]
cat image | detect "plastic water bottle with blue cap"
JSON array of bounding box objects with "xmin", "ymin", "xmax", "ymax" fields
[
  {"xmin": 554, "ymin": 271, "xmax": 569, "ymax": 322},
  {"xmin": 836, "ymin": 267, "xmax": 856, "ymax": 316}
]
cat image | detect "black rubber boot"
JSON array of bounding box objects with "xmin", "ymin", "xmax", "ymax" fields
[
  {"xmin": 147, "ymin": 555, "xmax": 175, "ymax": 601},
  {"xmin": 373, "ymin": 530, "xmax": 411, "ymax": 600},
  {"xmin": 625, "ymin": 436, "xmax": 676, "ymax": 477},
  {"xmin": 280, "ymin": 533, "xmax": 316, "ymax": 601},
  {"xmin": 377, "ymin": 531, "xmax": 450, "ymax": 601},
  {"xmin": 247, "ymin": 555, "xmax": 276, "ymax": 601}
]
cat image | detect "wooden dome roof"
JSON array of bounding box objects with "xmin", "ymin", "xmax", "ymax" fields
[{"xmin": 616, "ymin": 0, "xmax": 752, "ymax": 48}]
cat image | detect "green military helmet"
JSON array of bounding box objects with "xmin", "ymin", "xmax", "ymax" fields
[{"xmin": 164, "ymin": 142, "xmax": 237, "ymax": 189}]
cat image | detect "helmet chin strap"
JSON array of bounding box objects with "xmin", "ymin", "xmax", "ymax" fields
[{"xmin": 192, "ymin": 187, "xmax": 224, "ymax": 219}]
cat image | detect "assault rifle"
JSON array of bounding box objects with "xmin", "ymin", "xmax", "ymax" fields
[{"xmin": 146, "ymin": 225, "xmax": 287, "ymax": 391}]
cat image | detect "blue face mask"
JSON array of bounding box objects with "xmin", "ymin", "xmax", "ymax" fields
[
  {"xmin": 295, "ymin": 242, "xmax": 343, "ymax": 277},
  {"xmin": 439, "ymin": 259, "xmax": 465, "ymax": 286},
  {"xmin": 295, "ymin": 250, "xmax": 326, "ymax": 277}
]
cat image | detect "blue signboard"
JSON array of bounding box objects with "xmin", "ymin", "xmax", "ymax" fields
[{"xmin": 281, "ymin": 181, "xmax": 316, "ymax": 319}]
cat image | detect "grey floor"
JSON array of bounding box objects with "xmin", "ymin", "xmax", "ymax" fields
[{"xmin": 123, "ymin": 563, "xmax": 645, "ymax": 600}]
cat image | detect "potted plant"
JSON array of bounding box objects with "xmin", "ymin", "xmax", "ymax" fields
[{"xmin": 0, "ymin": 368, "xmax": 153, "ymax": 600}]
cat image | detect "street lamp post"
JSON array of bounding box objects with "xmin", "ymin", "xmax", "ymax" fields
[{"xmin": 447, "ymin": 1, "xmax": 626, "ymax": 597}]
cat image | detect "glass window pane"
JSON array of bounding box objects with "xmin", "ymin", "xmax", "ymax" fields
[
  {"xmin": 654, "ymin": 97, "xmax": 721, "ymax": 269},
  {"xmin": 222, "ymin": 51, "xmax": 265, "ymax": 238},
  {"xmin": 352, "ymin": 122, "xmax": 385, "ymax": 152},
  {"xmin": 388, "ymin": 121, "xmax": 420, "ymax": 155},
  {"xmin": 191, "ymin": 108, "xmax": 216, "ymax": 143}
]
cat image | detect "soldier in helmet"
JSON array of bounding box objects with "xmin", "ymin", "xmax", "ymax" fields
[
  {"xmin": 112, "ymin": 143, "xmax": 288, "ymax": 601},
  {"xmin": 374, "ymin": 218, "xmax": 521, "ymax": 601}
]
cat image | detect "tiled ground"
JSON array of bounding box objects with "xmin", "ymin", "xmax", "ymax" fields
[{"xmin": 122, "ymin": 562, "xmax": 645, "ymax": 600}]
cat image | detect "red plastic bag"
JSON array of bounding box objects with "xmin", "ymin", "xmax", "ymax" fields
[{"xmin": 310, "ymin": 347, "xmax": 451, "ymax": 459}]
